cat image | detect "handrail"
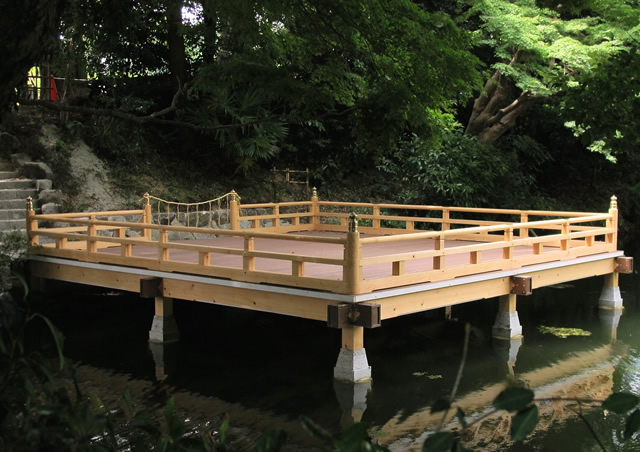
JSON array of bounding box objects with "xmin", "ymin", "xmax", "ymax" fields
[{"xmin": 26, "ymin": 195, "xmax": 619, "ymax": 295}]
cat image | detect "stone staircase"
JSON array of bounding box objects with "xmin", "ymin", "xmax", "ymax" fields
[{"xmin": 0, "ymin": 161, "xmax": 38, "ymax": 235}]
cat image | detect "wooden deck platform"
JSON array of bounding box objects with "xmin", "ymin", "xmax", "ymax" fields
[{"xmin": 25, "ymin": 193, "xmax": 632, "ymax": 381}]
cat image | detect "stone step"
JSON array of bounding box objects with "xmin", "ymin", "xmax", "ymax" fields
[
  {"xmin": 0, "ymin": 219, "xmax": 28, "ymax": 232},
  {"xmin": 0, "ymin": 199, "xmax": 32, "ymax": 210},
  {"xmin": 0, "ymin": 188, "xmax": 38, "ymax": 200},
  {"xmin": 0, "ymin": 179, "xmax": 36, "ymax": 190},
  {"xmin": 0, "ymin": 171, "xmax": 20, "ymax": 179},
  {"xmin": 0, "ymin": 209, "xmax": 28, "ymax": 220}
]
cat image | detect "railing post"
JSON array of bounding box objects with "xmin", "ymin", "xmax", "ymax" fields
[
  {"xmin": 519, "ymin": 213, "xmax": 529, "ymax": 238},
  {"xmin": 561, "ymin": 221, "xmax": 570, "ymax": 251},
  {"xmin": 243, "ymin": 236, "xmax": 255, "ymax": 271},
  {"xmin": 442, "ymin": 209, "xmax": 450, "ymax": 231},
  {"xmin": 433, "ymin": 233, "xmax": 445, "ymax": 270},
  {"xmin": 607, "ymin": 195, "xmax": 618, "ymax": 248},
  {"xmin": 25, "ymin": 197, "xmax": 39, "ymax": 246},
  {"xmin": 503, "ymin": 227, "xmax": 514, "ymax": 260},
  {"xmin": 372, "ymin": 205, "xmax": 380, "ymax": 232},
  {"xmin": 343, "ymin": 213, "xmax": 362, "ymax": 294},
  {"xmin": 229, "ymin": 190, "xmax": 240, "ymax": 230},
  {"xmin": 274, "ymin": 205, "xmax": 280, "ymax": 232},
  {"xmin": 87, "ymin": 214, "xmax": 97, "ymax": 253},
  {"xmin": 158, "ymin": 229, "xmax": 169, "ymax": 262},
  {"xmin": 311, "ymin": 187, "xmax": 319, "ymax": 230},
  {"xmin": 143, "ymin": 193, "xmax": 152, "ymax": 240}
]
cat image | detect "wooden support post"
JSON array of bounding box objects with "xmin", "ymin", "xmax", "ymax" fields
[
  {"xmin": 229, "ymin": 190, "xmax": 240, "ymax": 230},
  {"xmin": 334, "ymin": 325, "xmax": 371, "ymax": 382},
  {"xmin": 149, "ymin": 295, "xmax": 180, "ymax": 343},
  {"xmin": 492, "ymin": 294, "xmax": 522, "ymax": 339},
  {"xmin": 343, "ymin": 213, "xmax": 362, "ymax": 294}
]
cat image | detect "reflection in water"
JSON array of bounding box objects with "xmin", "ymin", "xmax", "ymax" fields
[{"xmin": 40, "ymin": 271, "xmax": 640, "ymax": 451}]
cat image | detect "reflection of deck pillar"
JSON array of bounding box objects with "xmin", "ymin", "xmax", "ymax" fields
[
  {"xmin": 334, "ymin": 326, "xmax": 371, "ymax": 382},
  {"xmin": 599, "ymin": 273, "xmax": 623, "ymax": 310},
  {"xmin": 334, "ymin": 380, "xmax": 372, "ymax": 428},
  {"xmin": 599, "ymin": 308, "xmax": 622, "ymax": 343},
  {"xmin": 493, "ymin": 337, "xmax": 523, "ymax": 377},
  {"xmin": 149, "ymin": 296, "xmax": 180, "ymax": 343},
  {"xmin": 149, "ymin": 341, "xmax": 179, "ymax": 381},
  {"xmin": 492, "ymin": 294, "xmax": 523, "ymax": 339}
]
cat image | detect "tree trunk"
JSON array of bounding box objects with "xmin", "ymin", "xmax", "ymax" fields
[
  {"xmin": 0, "ymin": 0, "xmax": 64, "ymax": 123},
  {"xmin": 166, "ymin": 0, "xmax": 187, "ymax": 95},
  {"xmin": 464, "ymin": 52, "xmax": 544, "ymax": 145}
]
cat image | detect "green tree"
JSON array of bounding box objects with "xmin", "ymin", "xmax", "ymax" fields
[{"xmin": 461, "ymin": 0, "xmax": 635, "ymax": 148}]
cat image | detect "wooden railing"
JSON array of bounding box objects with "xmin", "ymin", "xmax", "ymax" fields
[{"xmin": 25, "ymin": 195, "xmax": 619, "ymax": 295}]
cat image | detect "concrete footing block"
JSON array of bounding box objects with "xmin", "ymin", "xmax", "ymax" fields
[
  {"xmin": 149, "ymin": 315, "xmax": 180, "ymax": 344},
  {"xmin": 599, "ymin": 286, "xmax": 624, "ymax": 310},
  {"xmin": 334, "ymin": 348, "xmax": 372, "ymax": 383},
  {"xmin": 492, "ymin": 311, "xmax": 523, "ymax": 339}
]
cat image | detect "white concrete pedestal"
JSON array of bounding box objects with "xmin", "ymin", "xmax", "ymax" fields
[
  {"xmin": 334, "ymin": 348, "xmax": 372, "ymax": 383},
  {"xmin": 492, "ymin": 311, "xmax": 523, "ymax": 340}
]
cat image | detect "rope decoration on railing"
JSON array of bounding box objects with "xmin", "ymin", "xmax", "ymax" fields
[{"xmin": 141, "ymin": 191, "xmax": 240, "ymax": 228}]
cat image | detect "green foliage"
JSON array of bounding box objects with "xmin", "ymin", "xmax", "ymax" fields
[{"xmin": 377, "ymin": 128, "xmax": 547, "ymax": 207}]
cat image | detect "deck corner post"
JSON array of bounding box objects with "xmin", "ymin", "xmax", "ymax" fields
[
  {"xmin": 492, "ymin": 294, "xmax": 523, "ymax": 339},
  {"xmin": 343, "ymin": 213, "xmax": 362, "ymax": 294},
  {"xmin": 607, "ymin": 195, "xmax": 618, "ymax": 248},
  {"xmin": 334, "ymin": 326, "xmax": 371, "ymax": 383},
  {"xmin": 229, "ymin": 190, "xmax": 240, "ymax": 230},
  {"xmin": 26, "ymin": 197, "xmax": 39, "ymax": 246},
  {"xmin": 149, "ymin": 295, "xmax": 180, "ymax": 344},
  {"xmin": 311, "ymin": 187, "xmax": 319, "ymax": 229},
  {"xmin": 599, "ymin": 272, "xmax": 623, "ymax": 310},
  {"xmin": 142, "ymin": 193, "xmax": 152, "ymax": 240}
]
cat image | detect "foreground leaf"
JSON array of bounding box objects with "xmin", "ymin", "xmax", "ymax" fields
[
  {"xmin": 493, "ymin": 387, "xmax": 534, "ymax": 412},
  {"xmin": 430, "ymin": 398, "xmax": 451, "ymax": 414},
  {"xmin": 624, "ymin": 409, "xmax": 640, "ymax": 440},
  {"xmin": 511, "ymin": 405, "xmax": 538, "ymax": 442},
  {"xmin": 603, "ymin": 393, "xmax": 639, "ymax": 414},
  {"xmin": 422, "ymin": 431, "xmax": 454, "ymax": 452}
]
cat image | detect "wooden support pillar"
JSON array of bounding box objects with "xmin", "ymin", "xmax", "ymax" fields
[
  {"xmin": 334, "ymin": 326, "xmax": 371, "ymax": 382},
  {"xmin": 492, "ymin": 293, "xmax": 523, "ymax": 339},
  {"xmin": 144, "ymin": 278, "xmax": 180, "ymax": 344},
  {"xmin": 599, "ymin": 257, "xmax": 632, "ymax": 310}
]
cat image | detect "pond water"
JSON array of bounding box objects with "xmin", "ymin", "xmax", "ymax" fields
[{"xmin": 39, "ymin": 260, "xmax": 640, "ymax": 451}]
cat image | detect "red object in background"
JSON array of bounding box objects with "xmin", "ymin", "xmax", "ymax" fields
[{"xmin": 50, "ymin": 75, "xmax": 59, "ymax": 103}]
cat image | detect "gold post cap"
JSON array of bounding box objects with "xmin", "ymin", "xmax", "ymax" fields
[
  {"xmin": 143, "ymin": 192, "xmax": 150, "ymax": 206},
  {"xmin": 26, "ymin": 196, "xmax": 33, "ymax": 210},
  {"xmin": 348, "ymin": 212, "xmax": 359, "ymax": 233},
  {"xmin": 610, "ymin": 195, "xmax": 618, "ymax": 210},
  {"xmin": 230, "ymin": 190, "xmax": 237, "ymax": 202},
  {"xmin": 312, "ymin": 187, "xmax": 318, "ymax": 199}
]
